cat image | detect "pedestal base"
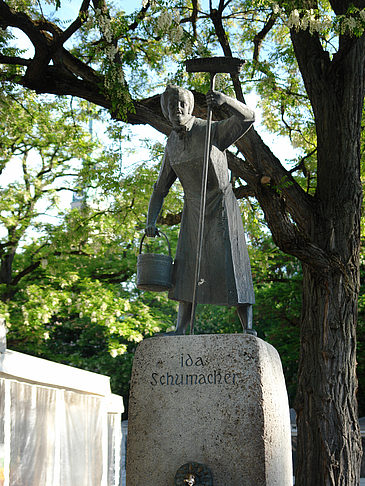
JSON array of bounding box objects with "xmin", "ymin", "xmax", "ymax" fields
[{"xmin": 126, "ymin": 334, "xmax": 293, "ymax": 486}]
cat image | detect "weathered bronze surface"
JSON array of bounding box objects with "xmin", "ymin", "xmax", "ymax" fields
[{"xmin": 145, "ymin": 82, "xmax": 255, "ymax": 334}]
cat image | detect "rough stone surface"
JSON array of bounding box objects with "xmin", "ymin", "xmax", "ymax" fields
[{"xmin": 126, "ymin": 334, "xmax": 292, "ymax": 486}]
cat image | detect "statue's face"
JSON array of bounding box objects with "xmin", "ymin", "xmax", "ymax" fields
[{"xmin": 167, "ymin": 91, "xmax": 192, "ymax": 127}]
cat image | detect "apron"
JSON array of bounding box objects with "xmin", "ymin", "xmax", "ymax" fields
[{"xmin": 154, "ymin": 117, "xmax": 255, "ymax": 305}]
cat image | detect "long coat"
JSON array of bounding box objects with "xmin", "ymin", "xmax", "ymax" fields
[{"xmin": 153, "ymin": 115, "xmax": 255, "ymax": 306}]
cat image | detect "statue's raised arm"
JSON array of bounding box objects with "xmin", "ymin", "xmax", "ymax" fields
[{"xmin": 207, "ymin": 90, "xmax": 255, "ymax": 152}]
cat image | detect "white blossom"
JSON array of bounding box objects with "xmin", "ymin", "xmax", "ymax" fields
[
  {"xmin": 342, "ymin": 16, "xmax": 358, "ymax": 33},
  {"xmin": 105, "ymin": 44, "xmax": 118, "ymax": 61},
  {"xmin": 95, "ymin": 8, "xmax": 113, "ymax": 43},
  {"xmin": 157, "ymin": 11, "xmax": 173, "ymax": 31},
  {"xmin": 184, "ymin": 39, "xmax": 193, "ymax": 55},
  {"xmin": 309, "ymin": 18, "xmax": 321, "ymax": 34},
  {"xmin": 170, "ymin": 25, "xmax": 184, "ymax": 42},
  {"xmin": 196, "ymin": 40, "xmax": 206, "ymax": 56},
  {"xmin": 298, "ymin": 10, "xmax": 316, "ymax": 32},
  {"xmin": 300, "ymin": 14, "xmax": 308, "ymax": 30},
  {"xmin": 287, "ymin": 9, "xmax": 335, "ymax": 34},
  {"xmin": 272, "ymin": 4, "xmax": 280, "ymax": 15},
  {"xmin": 105, "ymin": 30, "xmax": 113, "ymax": 43},
  {"xmin": 287, "ymin": 9, "xmax": 300, "ymax": 30},
  {"xmin": 287, "ymin": 9, "xmax": 365, "ymax": 34},
  {"xmin": 173, "ymin": 9, "xmax": 181, "ymax": 24},
  {"xmin": 104, "ymin": 65, "xmax": 125, "ymax": 92},
  {"xmin": 321, "ymin": 15, "xmax": 332, "ymax": 31}
]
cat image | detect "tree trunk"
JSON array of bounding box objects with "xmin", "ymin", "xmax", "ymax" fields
[
  {"xmin": 291, "ymin": 26, "xmax": 365, "ymax": 485},
  {"xmin": 0, "ymin": 248, "xmax": 15, "ymax": 284},
  {"xmin": 296, "ymin": 264, "xmax": 362, "ymax": 485}
]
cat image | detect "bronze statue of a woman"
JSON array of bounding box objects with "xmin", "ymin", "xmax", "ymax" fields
[{"xmin": 145, "ymin": 84, "xmax": 255, "ymax": 335}]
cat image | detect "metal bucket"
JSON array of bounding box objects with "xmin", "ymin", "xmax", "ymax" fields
[{"xmin": 137, "ymin": 231, "xmax": 173, "ymax": 292}]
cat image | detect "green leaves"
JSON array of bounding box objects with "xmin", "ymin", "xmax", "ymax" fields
[
  {"xmin": 0, "ymin": 90, "xmax": 96, "ymax": 252},
  {"xmin": 0, "ymin": 86, "xmax": 178, "ymax": 402}
]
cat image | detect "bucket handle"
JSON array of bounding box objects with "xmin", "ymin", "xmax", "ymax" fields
[{"xmin": 139, "ymin": 230, "xmax": 172, "ymax": 258}]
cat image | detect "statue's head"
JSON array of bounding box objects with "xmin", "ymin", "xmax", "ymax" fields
[{"xmin": 160, "ymin": 84, "xmax": 194, "ymax": 128}]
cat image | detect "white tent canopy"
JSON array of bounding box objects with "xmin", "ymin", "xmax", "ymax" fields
[{"xmin": 0, "ymin": 342, "xmax": 124, "ymax": 486}]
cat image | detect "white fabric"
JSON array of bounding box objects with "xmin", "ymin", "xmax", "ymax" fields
[
  {"xmin": 10, "ymin": 382, "xmax": 58, "ymax": 486},
  {"xmin": 120, "ymin": 421, "xmax": 128, "ymax": 486},
  {"xmin": 0, "ymin": 377, "xmax": 119, "ymax": 486},
  {"xmin": 60, "ymin": 391, "xmax": 104, "ymax": 485},
  {"xmin": 107, "ymin": 414, "xmax": 121, "ymax": 486}
]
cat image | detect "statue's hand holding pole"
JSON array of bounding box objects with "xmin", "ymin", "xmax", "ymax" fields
[
  {"xmin": 207, "ymin": 90, "xmax": 255, "ymax": 121},
  {"xmin": 206, "ymin": 90, "xmax": 226, "ymax": 108}
]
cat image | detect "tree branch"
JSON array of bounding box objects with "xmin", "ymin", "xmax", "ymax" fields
[
  {"xmin": 191, "ymin": 0, "xmax": 199, "ymax": 38},
  {"xmin": 51, "ymin": 187, "xmax": 80, "ymax": 192},
  {"xmin": 235, "ymin": 128, "xmax": 315, "ymax": 232},
  {"xmin": 233, "ymin": 184, "xmax": 255, "ymax": 199},
  {"xmin": 60, "ymin": 0, "xmax": 91, "ymax": 45},
  {"xmin": 128, "ymin": 0, "xmax": 151, "ymax": 32},
  {"xmin": 254, "ymin": 182, "xmax": 334, "ymax": 271},
  {"xmin": 253, "ymin": 12, "xmax": 278, "ymax": 62},
  {"xmin": 209, "ymin": 6, "xmax": 245, "ymax": 102},
  {"xmin": 158, "ymin": 212, "xmax": 182, "ymax": 226},
  {"xmin": 289, "ymin": 149, "xmax": 317, "ymax": 175},
  {"xmin": 22, "ymin": 153, "xmax": 31, "ymax": 192},
  {"xmin": 11, "ymin": 259, "xmax": 41, "ymax": 286},
  {"xmin": 290, "ymin": 29, "xmax": 331, "ymax": 105},
  {"xmin": 0, "ymin": 55, "xmax": 31, "ymax": 66},
  {"xmin": 91, "ymin": 267, "xmax": 133, "ymax": 282},
  {"xmin": 0, "ymin": 1, "xmax": 46, "ymax": 46},
  {"xmin": 59, "ymin": 48, "xmax": 102, "ymax": 84},
  {"xmin": 0, "ymin": 2, "xmax": 56, "ymax": 88}
]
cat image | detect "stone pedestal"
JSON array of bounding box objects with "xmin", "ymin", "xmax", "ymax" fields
[{"xmin": 126, "ymin": 334, "xmax": 293, "ymax": 486}]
